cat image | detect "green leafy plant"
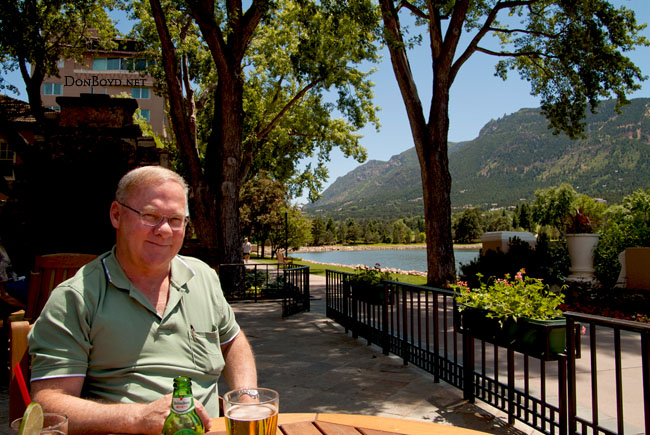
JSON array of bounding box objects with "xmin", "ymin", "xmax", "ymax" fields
[
  {"xmin": 347, "ymin": 263, "xmax": 391, "ymax": 288},
  {"xmin": 453, "ymin": 269, "xmax": 565, "ymax": 323}
]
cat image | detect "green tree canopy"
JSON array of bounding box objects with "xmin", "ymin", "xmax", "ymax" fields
[
  {"xmin": 138, "ymin": 0, "xmax": 381, "ymax": 265},
  {"xmin": 378, "ymin": 0, "xmax": 648, "ymax": 286},
  {"xmin": 0, "ymin": 0, "xmax": 116, "ymax": 122}
]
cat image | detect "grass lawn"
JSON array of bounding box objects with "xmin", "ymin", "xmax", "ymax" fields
[{"xmin": 250, "ymin": 255, "xmax": 427, "ymax": 286}]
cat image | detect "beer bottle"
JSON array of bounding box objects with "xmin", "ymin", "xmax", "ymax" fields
[{"xmin": 161, "ymin": 376, "xmax": 205, "ymax": 435}]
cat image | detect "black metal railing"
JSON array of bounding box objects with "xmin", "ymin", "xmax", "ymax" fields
[
  {"xmin": 218, "ymin": 263, "xmax": 310, "ymax": 317},
  {"xmin": 565, "ymin": 311, "xmax": 650, "ymax": 435},
  {"xmin": 325, "ymin": 270, "xmax": 650, "ymax": 435}
]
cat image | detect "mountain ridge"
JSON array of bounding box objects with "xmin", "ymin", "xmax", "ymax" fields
[{"xmin": 304, "ymin": 98, "xmax": 650, "ymax": 220}]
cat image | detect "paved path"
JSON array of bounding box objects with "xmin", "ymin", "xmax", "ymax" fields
[
  {"xmin": 0, "ymin": 273, "xmax": 541, "ymax": 434},
  {"xmin": 218, "ymin": 273, "xmax": 540, "ymax": 434}
]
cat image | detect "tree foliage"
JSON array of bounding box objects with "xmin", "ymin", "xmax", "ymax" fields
[
  {"xmin": 135, "ymin": 0, "xmax": 381, "ymax": 265},
  {"xmin": 0, "ymin": 0, "xmax": 116, "ymax": 122},
  {"xmin": 378, "ymin": 0, "xmax": 647, "ymax": 286}
]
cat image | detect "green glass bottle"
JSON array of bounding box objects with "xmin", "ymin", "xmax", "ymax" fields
[{"xmin": 161, "ymin": 376, "xmax": 205, "ymax": 435}]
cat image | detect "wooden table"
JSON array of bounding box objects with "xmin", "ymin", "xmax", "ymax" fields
[{"xmin": 207, "ymin": 413, "xmax": 488, "ymax": 434}]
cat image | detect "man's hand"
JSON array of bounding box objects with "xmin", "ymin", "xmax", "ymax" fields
[
  {"xmin": 31, "ymin": 378, "xmax": 211, "ymax": 434},
  {"xmin": 140, "ymin": 394, "xmax": 211, "ymax": 433},
  {"xmin": 139, "ymin": 394, "xmax": 173, "ymax": 434}
]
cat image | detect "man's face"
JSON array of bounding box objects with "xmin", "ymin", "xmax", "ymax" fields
[{"xmin": 110, "ymin": 180, "xmax": 187, "ymax": 273}]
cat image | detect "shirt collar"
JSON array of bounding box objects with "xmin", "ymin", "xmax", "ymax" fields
[{"xmin": 102, "ymin": 246, "xmax": 196, "ymax": 291}]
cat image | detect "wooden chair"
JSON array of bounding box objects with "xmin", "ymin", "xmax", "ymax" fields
[
  {"xmin": 24, "ymin": 253, "xmax": 97, "ymax": 322},
  {"xmin": 276, "ymin": 250, "xmax": 293, "ymax": 265},
  {"xmin": 9, "ymin": 320, "xmax": 32, "ymax": 422}
]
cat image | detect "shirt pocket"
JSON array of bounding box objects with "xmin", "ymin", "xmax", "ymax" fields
[{"xmin": 190, "ymin": 329, "xmax": 225, "ymax": 375}]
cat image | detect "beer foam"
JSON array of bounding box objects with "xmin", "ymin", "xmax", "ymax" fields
[{"xmin": 226, "ymin": 404, "xmax": 277, "ymax": 421}]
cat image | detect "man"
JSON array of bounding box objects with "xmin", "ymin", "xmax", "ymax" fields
[
  {"xmin": 28, "ymin": 166, "xmax": 257, "ymax": 434},
  {"xmin": 242, "ymin": 238, "xmax": 251, "ymax": 263}
]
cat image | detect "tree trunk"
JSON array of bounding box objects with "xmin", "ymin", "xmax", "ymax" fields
[
  {"xmin": 149, "ymin": 0, "xmax": 220, "ymax": 252},
  {"xmin": 21, "ymin": 60, "xmax": 45, "ymax": 124},
  {"xmin": 420, "ymin": 97, "xmax": 456, "ymax": 286},
  {"xmin": 379, "ymin": 0, "xmax": 456, "ymax": 287},
  {"xmin": 206, "ymin": 73, "xmax": 244, "ymax": 265}
]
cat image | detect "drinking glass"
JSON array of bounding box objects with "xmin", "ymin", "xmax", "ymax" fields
[
  {"xmin": 10, "ymin": 412, "xmax": 68, "ymax": 434},
  {"xmin": 223, "ymin": 388, "xmax": 279, "ymax": 435}
]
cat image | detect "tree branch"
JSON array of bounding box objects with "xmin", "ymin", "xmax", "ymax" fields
[
  {"xmin": 450, "ymin": 0, "xmax": 540, "ymax": 84},
  {"xmin": 475, "ymin": 46, "xmax": 545, "ymax": 58},
  {"xmin": 396, "ymin": 1, "xmax": 428, "ymax": 20},
  {"xmin": 488, "ymin": 26, "xmax": 557, "ymax": 39},
  {"xmin": 256, "ymin": 79, "xmax": 321, "ymax": 143}
]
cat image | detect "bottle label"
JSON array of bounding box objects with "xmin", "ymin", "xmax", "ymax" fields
[{"xmin": 171, "ymin": 396, "xmax": 195, "ymax": 415}]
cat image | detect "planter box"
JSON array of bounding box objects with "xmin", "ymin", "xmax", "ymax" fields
[
  {"xmin": 351, "ymin": 283, "xmax": 392, "ymax": 305},
  {"xmin": 456, "ymin": 308, "xmax": 567, "ymax": 360}
]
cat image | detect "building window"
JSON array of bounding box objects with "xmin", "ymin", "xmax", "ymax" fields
[
  {"xmin": 93, "ymin": 57, "xmax": 154, "ymax": 72},
  {"xmin": 43, "ymin": 83, "xmax": 62, "ymax": 95},
  {"xmin": 57, "ymin": 58, "xmax": 65, "ymax": 68},
  {"xmin": 131, "ymin": 87, "xmax": 150, "ymax": 99},
  {"xmin": 140, "ymin": 109, "xmax": 151, "ymax": 122},
  {"xmin": 93, "ymin": 58, "xmax": 106, "ymax": 70},
  {"xmin": 93, "ymin": 57, "xmax": 124, "ymax": 70},
  {"xmin": 0, "ymin": 140, "xmax": 15, "ymax": 179}
]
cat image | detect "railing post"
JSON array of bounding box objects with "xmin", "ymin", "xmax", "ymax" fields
[
  {"xmin": 382, "ymin": 282, "xmax": 390, "ymax": 355},
  {"xmin": 351, "ymin": 281, "xmax": 358, "ymax": 339},
  {"xmin": 642, "ymin": 332, "xmax": 650, "ymax": 435},
  {"xmin": 558, "ymin": 354, "xmax": 568, "ymax": 435},
  {"xmin": 304, "ymin": 268, "xmax": 310, "ymax": 312},
  {"xmin": 401, "ymin": 287, "xmax": 409, "ymax": 365},
  {"xmin": 342, "ymin": 278, "xmax": 350, "ymax": 334},
  {"xmin": 507, "ymin": 349, "xmax": 515, "ymax": 425},
  {"xmin": 462, "ymin": 331, "xmax": 475, "ymax": 402},
  {"xmin": 566, "ymin": 316, "xmax": 577, "ymax": 435}
]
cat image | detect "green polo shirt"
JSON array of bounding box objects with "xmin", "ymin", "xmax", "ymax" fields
[{"xmin": 29, "ymin": 249, "xmax": 240, "ymax": 417}]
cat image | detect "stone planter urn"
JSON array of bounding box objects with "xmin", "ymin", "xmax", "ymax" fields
[{"xmin": 566, "ymin": 233, "xmax": 600, "ymax": 282}]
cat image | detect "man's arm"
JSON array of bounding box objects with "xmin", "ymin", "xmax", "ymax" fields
[
  {"xmin": 220, "ymin": 330, "xmax": 257, "ymax": 389},
  {"xmin": 30, "ymin": 377, "xmax": 211, "ymax": 434}
]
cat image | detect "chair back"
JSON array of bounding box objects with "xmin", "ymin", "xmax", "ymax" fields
[
  {"xmin": 26, "ymin": 253, "xmax": 97, "ymax": 321},
  {"xmin": 9, "ymin": 320, "xmax": 32, "ymax": 422},
  {"xmin": 276, "ymin": 251, "xmax": 292, "ymax": 264}
]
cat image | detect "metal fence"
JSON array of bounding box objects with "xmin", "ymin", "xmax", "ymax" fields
[
  {"xmin": 325, "ymin": 270, "xmax": 650, "ymax": 435},
  {"xmin": 218, "ymin": 263, "xmax": 310, "ymax": 317}
]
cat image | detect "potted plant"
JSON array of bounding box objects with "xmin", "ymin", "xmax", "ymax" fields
[
  {"xmin": 453, "ymin": 269, "xmax": 568, "ymax": 360},
  {"xmin": 347, "ymin": 264, "xmax": 392, "ymax": 305},
  {"xmin": 565, "ymin": 206, "xmax": 601, "ymax": 282}
]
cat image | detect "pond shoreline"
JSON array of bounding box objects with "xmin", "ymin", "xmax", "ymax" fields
[{"xmin": 292, "ymin": 243, "xmax": 481, "ymax": 253}]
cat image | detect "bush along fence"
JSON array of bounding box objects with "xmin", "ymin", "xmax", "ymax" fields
[
  {"xmin": 218, "ymin": 263, "xmax": 310, "ymax": 317},
  {"xmin": 325, "ymin": 270, "xmax": 650, "ymax": 435}
]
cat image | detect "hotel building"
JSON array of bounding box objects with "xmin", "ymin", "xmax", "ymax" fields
[{"xmin": 40, "ymin": 38, "xmax": 167, "ymax": 136}]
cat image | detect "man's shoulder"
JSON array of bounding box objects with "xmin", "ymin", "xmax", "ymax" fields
[
  {"xmin": 55, "ymin": 252, "xmax": 109, "ymax": 292},
  {"xmin": 174, "ymin": 254, "xmax": 214, "ymax": 273}
]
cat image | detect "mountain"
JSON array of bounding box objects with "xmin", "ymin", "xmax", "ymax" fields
[{"xmin": 303, "ymin": 98, "xmax": 650, "ymax": 220}]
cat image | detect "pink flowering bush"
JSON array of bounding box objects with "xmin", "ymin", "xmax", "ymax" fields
[{"xmin": 453, "ymin": 269, "xmax": 565, "ymax": 322}]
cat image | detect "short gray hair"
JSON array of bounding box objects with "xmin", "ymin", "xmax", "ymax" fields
[{"xmin": 115, "ymin": 166, "xmax": 189, "ymax": 203}]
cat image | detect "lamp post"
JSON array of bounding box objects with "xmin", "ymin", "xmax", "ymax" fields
[{"xmin": 285, "ymin": 210, "xmax": 289, "ymax": 258}]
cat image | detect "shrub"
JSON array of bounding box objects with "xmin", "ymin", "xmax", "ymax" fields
[{"xmin": 459, "ymin": 235, "xmax": 569, "ymax": 287}]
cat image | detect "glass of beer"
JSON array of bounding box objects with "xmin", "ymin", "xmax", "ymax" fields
[{"xmin": 223, "ymin": 388, "xmax": 278, "ymax": 435}]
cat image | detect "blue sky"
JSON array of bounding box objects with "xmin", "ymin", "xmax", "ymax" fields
[{"xmin": 3, "ymin": 1, "xmax": 649, "ymax": 200}]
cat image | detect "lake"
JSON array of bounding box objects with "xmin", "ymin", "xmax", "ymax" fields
[{"xmin": 294, "ymin": 249, "xmax": 479, "ymax": 273}]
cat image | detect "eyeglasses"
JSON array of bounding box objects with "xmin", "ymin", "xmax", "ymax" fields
[{"xmin": 117, "ymin": 201, "xmax": 188, "ymax": 230}]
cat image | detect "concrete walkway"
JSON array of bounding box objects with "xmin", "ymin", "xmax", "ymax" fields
[
  {"xmin": 218, "ymin": 273, "xmax": 541, "ymax": 434},
  {"xmin": 0, "ymin": 273, "xmax": 542, "ymax": 434}
]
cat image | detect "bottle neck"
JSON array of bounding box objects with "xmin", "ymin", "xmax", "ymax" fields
[{"xmin": 171, "ymin": 378, "xmax": 195, "ymax": 414}]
